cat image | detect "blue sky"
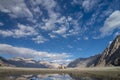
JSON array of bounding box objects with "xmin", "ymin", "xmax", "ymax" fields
[{"xmin": 0, "ymin": 0, "xmax": 120, "ymax": 64}]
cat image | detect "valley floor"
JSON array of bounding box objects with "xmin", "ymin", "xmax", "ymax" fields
[{"xmin": 0, "ymin": 67, "xmax": 120, "ymax": 78}]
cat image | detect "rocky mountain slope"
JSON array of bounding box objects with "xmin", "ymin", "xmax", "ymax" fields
[
  {"xmin": 68, "ymin": 35, "xmax": 120, "ymax": 67},
  {"xmin": 96, "ymin": 35, "xmax": 120, "ymax": 66}
]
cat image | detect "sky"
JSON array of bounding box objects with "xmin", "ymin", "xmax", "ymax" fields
[{"xmin": 0, "ymin": 0, "xmax": 120, "ymax": 64}]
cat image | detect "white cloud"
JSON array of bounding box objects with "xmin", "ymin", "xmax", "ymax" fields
[
  {"xmin": 0, "ymin": 30, "xmax": 13, "ymax": 37},
  {"xmin": 0, "ymin": 22, "xmax": 4, "ymax": 26},
  {"xmin": 0, "ymin": 23, "xmax": 48, "ymax": 44},
  {"xmin": 26, "ymin": 1, "xmax": 81, "ymax": 39},
  {"xmin": 56, "ymin": 16, "xmax": 66, "ymax": 24},
  {"xmin": 0, "ymin": 0, "xmax": 33, "ymax": 18},
  {"xmin": 0, "ymin": 0, "xmax": 81, "ymax": 42},
  {"xmin": 52, "ymin": 59, "xmax": 72, "ymax": 65},
  {"xmin": 48, "ymin": 33, "xmax": 56, "ymax": 39},
  {"xmin": 0, "ymin": 24, "xmax": 38, "ymax": 38},
  {"xmin": 72, "ymin": 0, "xmax": 82, "ymax": 5},
  {"xmin": 114, "ymin": 32, "xmax": 120, "ymax": 36},
  {"xmin": 48, "ymin": 16, "xmax": 80, "ymax": 38},
  {"xmin": 52, "ymin": 25, "xmax": 80, "ymax": 38},
  {"xmin": 67, "ymin": 16, "xmax": 72, "ymax": 21},
  {"xmin": 32, "ymin": 35, "xmax": 48, "ymax": 44},
  {"xmin": 0, "ymin": 43, "xmax": 71, "ymax": 63},
  {"xmin": 109, "ymin": 41, "xmax": 112, "ymax": 45},
  {"xmin": 100, "ymin": 10, "xmax": 120, "ymax": 37},
  {"xmin": 35, "ymin": 0, "xmax": 60, "ymax": 31},
  {"xmin": 82, "ymin": 0, "xmax": 98, "ymax": 12},
  {"xmin": 53, "ymin": 26, "xmax": 67, "ymax": 35}
]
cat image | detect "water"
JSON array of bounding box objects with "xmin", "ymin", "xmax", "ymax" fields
[{"xmin": 0, "ymin": 73, "xmax": 120, "ymax": 80}]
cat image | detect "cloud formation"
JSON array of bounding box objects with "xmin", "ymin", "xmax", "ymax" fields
[
  {"xmin": 0, "ymin": 0, "xmax": 81, "ymax": 42},
  {"xmin": 0, "ymin": 0, "xmax": 33, "ymax": 18},
  {"xmin": 0, "ymin": 43, "xmax": 71, "ymax": 63},
  {"xmin": 100, "ymin": 10, "xmax": 120, "ymax": 37},
  {"xmin": 0, "ymin": 0, "xmax": 120, "ymax": 42},
  {"xmin": 32, "ymin": 35, "xmax": 48, "ymax": 44},
  {"xmin": 82, "ymin": 0, "xmax": 98, "ymax": 12},
  {"xmin": 0, "ymin": 24, "xmax": 38, "ymax": 38}
]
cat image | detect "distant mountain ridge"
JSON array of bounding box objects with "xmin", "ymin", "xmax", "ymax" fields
[
  {"xmin": 1, "ymin": 35, "xmax": 120, "ymax": 68},
  {"xmin": 0, "ymin": 57, "xmax": 61, "ymax": 68},
  {"xmin": 68, "ymin": 35, "xmax": 120, "ymax": 67},
  {"xmin": 67, "ymin": 54, "xmax": 101, "ymax": 68},
  {"xmin": 0, "ymin": 56, "xmax": 14, "ymax": 67},
  {"xmin": 8, "ymin": 57, "xmax": 47, "ymax": 68}
]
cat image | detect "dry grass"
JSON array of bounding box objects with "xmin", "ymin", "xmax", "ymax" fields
[{"xmin": 0, "ymin": 67, "xmax": 120, "ymax": 79}]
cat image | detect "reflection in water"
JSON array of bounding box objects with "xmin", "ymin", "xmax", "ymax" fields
[
  {"xmin": 0, "ymin": 73, "xmax": 120, "ymax": 80},
  {"xmin": 0, "ymin": 74, "xmax": 73, "ymax": 80},
  {"xmin": 69, "ymin": 73, "xmax": 120, "ymax": 80}
]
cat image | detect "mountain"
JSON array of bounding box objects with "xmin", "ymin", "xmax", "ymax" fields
[
  {"xmin": 0, "ymin": 56, "xmax": 14, "ymax": 67},
  {"xmin": 96, "ymin": 35, "xmax": 120, "ymax": 66},
  {"xmin": 68, "ymin": 35, "xmax": 120, "ymax": 67},
  {"xmin": 0, "ymin": 57, "xmax": 61, "ymax": 68},
  {"xmin": 67, "ymin": 54, "xmax": 101, "ymax": 68},
  {"xmin": 8, "ymin": 57, "xmax": 47, "ymax": 68}
]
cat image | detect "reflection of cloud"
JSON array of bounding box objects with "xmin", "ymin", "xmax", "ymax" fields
[
  {"xmin": 2, "ymin": 74, "xmax": 72, "ymax": 80},
  {"xmin": 0, "ymin": 43, "xmax": 71, "ymax": 63}
]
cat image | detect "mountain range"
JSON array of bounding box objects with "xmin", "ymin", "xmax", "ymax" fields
[
  {"xmin": 0, "ymin": 57, "xmax": 61, "ymax": 68},
  {"xmin": 0, "ymin": 35, "xmax": 120, "ymax": 68}
]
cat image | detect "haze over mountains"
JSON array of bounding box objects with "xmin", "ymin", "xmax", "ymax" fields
[{"xmin": 0, "ymin": 35, "xmax": 120, "ymax": 68}]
